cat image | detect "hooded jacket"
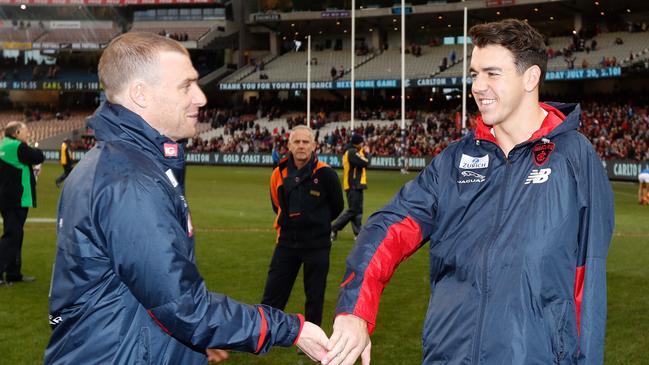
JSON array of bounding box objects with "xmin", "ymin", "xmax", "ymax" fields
[
  {"xmin": 45, "ymin": 102, "xmax": 303, "ymax": 365},
  {"xmin": 336, "ymin": 103, "xmax": 614, "ymax": 365}
]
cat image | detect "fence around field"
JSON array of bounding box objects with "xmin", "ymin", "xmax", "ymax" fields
[{"xmin": 42, "ymin": 149, "xmax": 648, "ymax": 182}]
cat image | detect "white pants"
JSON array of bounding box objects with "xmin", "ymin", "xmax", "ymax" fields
[{"xmin": 639, "ymin": 172, "xmax": 649, "ymax": 183}]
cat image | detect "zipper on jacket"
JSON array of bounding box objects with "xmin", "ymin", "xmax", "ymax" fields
[{"xmin": 471, "ymin": 151, "xmax": 512, "ymax": 365}]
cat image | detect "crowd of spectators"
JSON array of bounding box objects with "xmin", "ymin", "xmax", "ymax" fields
[
  {"xmin": 319, "ymin": 111, "xmax": 461, "ymax": 157},
  {"xmin": 581, "ymin": 102, "xmax": 649, "ymax": 161},
  {"xmin": 187, "ymin": 107, "xmax": 463, "ymax": 158},
  {"xmin": 5, "ymin": 98, "xmax": 646, "ymax": 163},
  {"xmin": 186, "ymin": 100, "xmax": 648, "ymax": 162}
]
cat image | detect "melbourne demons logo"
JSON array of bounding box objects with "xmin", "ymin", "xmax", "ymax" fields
[{"xmin": 532, "ymin": 142, "xmax": 555, "ymax": 166}]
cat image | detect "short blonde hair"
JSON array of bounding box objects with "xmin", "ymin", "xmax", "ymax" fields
[
  {"xmin": 289, "ymin": 125, "xmax": 315, "ymax": 142},
  {"xmin": 98, "ymin": 32, "xmax": 188, "ymax": 102}
]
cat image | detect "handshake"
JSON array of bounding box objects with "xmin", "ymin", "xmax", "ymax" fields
[{"xmin": 207, "ymin": 315, "xmax": 371, "ymax": 365}]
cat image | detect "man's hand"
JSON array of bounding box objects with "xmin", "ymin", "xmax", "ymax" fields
[
  {"xmin": 322, "ymin": 314, "xmax": 371, "ymax": 365},
  {"xmin": 296, "ymin": 321, "xmax": 329, "ymax": 362},
  {"xmin": 206, "ymin": 349, "xmax": 229, "ymax": 363}
]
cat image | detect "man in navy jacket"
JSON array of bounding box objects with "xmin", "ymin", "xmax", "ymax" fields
[
  {"xmin": 45, "ymin": 32, "xmax": 328, "ymax": 364},
  {"xmin": 323, "ymin": 19, "xmax": 614, "ymax": 365}
]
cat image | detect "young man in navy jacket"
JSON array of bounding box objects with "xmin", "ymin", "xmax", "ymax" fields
[{"xmin": 323, "ymin": 19, "xmax": 614, "ymax": 365}]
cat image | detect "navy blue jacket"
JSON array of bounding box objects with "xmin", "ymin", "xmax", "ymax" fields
[
  {"xmin": 336, "ymin": 103, "xmax": 614, "ymax": 364},
  {"xmin": 45, "ymin": 102, "xmax": 303, "ymax": 364}
]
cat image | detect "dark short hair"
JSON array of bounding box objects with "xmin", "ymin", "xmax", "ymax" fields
[{"xmin": 469, "ymin": 19, "xmax": 547, "ymax": 83}]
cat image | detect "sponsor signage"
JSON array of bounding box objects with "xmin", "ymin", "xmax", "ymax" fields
[
  {"xmin": 219, "ymin": 68, "xmax": 621, "ymax": 91},
  {"xmin": 391, "ymin": 6, "xmax": 412, "ymax": 15},
  {"xmin": 321, "ymin": 10, "xmax": 350, "ymax": 18},
  {"xmin": 0, "ymin": 80, "xmax": 100, "ymax": 91},
  {"xmin": 605, "ymin": 159, "xmax": 649, "ymax": 181},
  {"xmin": 220, "ymin": 78, "xmax": 437, "ymax": 91},
  {"xmin": 254, "ymin": 12, "xmax": 280, "ymax": 22},
  {"xmin": 32, "ymin": 42, "xmax": 103, "ymax": 49},
  {"xmin": 545, "ymin": 67, "xmax": 621, "ymax": 81},
  {"xmin": 486, "ymin": 0, "xmax": 516, "ymax": 6},
  {"xmin": 44, "ymin": 150, "xmax": 430, "ymax": 170},
  {"xmin": 49, "ymin": 21, "xmax": 81, "ymax": 29},
  {"xmin": 42, "ymin": 151, "xmax": 647, "ymax": 179},
  {"xmin": 0, "ymin": 41, "xmax": 32, "ymax": 49}
]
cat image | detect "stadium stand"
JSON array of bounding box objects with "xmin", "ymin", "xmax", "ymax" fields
[
  {"xmin": 129, "ymin": 26, "xmax": 211, "ymax": 42},
  {"xmin": 547, "ymin": 31, "xmax": 649, "ymax": 70},
  {"xmin": 219, "ymin": 29, "xmax": 649, "ymax": 83},
  {"xmin": 354, "ymin": 44, "xmax": 464, "ymax": 80},
  {"xmin": 0, "ymin": 26, "xmax": 45, "ymax": 42},
  {"xmin": 220, "ymin": 53, "xmax": 275, "ymax": 83},
  {"xmin": 233, "ymin": 49, "xmax": 376, "ymax": 83},
  {"xmin": 37, "ymin": 28, "xmax": 119, "ymax": 44},
  {"xmin": 129, "ymin": 21, "xmax": 215, "ymax": 42},
  {"xmin": 0, "ymin": 112, "xmax": 88, "ymax": 142}
]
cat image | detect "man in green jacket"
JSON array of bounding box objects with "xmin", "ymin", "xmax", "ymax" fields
[{"xmin": 0, "ymin": 121, "xmax": 44, "ymax": 286}]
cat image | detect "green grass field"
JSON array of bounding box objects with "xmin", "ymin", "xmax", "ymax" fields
[{"xmin": 0, "ymin": 163, "xmax": 647, "ymax": 364}]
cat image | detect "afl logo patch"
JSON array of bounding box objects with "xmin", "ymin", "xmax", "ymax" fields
[{"xmin": 532, "ymin": 142, "xmax": 555, "ymax": 166}]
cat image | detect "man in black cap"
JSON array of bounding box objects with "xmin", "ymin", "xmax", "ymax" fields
[{"xmin": 331, "ymin": 134, "xmax": 370, "ymax": 241}]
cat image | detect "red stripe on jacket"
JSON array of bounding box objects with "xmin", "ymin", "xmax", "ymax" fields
[
  {"xmin": 353, "ymin": 216, "xmax": 423, "ymax": 334},
  {"xmin": 574, "ymin": 265, "xmax": 585, "ymax": 336},
  {"xmin": 255, "ymin": 307, "xmax": 268, "ymax": 353},
  {"xmin": 292, "ymin": 314, "xmax": 305, "ymax": 346},
  {"xmin": 147, "ymin": 310, "xmax": 172, "ymax": 336}
]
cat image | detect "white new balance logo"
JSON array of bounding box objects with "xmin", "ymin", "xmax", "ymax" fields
[{"xmin": 525, "ymin": 168, "xmax": 552, "ymax": 184}]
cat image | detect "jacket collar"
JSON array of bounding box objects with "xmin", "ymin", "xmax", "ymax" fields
[
  {"xmin": 474, "ymin": 102, "xmax": 579, "ymax": 145},
  {"xmin": 286, "ymin": 153, "xmax": 318, "ymax": 176},
  {"xmin": 88, "ymin": 102, "xmax": 186, "ymax": 184}
]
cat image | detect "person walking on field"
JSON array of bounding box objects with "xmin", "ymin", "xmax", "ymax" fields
[{"xmin": 331, "ymin": 134, "xmax": 370, "ymax": 241}]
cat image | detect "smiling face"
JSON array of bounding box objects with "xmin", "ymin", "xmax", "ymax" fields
[
  {"xmin": 147, "ymin": 51, "xmax": 207, "ymax": 141},
  {"xmin": 470, "ymin": 44, "xmax": 528, "ymax": 128}
]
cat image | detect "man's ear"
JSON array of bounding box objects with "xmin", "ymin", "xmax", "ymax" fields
[
  {"xmin": 524, "ymin": 65, "xmax": 542, "ymax": 93},
  {"xmin": 127, "ymin": 80, "xmax": 149, "ymax": 108}
]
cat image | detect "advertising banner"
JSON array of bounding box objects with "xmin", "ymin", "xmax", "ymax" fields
[{"xmin": 42, "ymin": 150, "xmax": 646, "ymax": 181}]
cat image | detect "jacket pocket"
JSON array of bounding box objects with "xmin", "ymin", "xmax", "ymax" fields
[
  {"xmin": 544, "ymin": 300, "xmax": 570, "ymax": 363},
  {"xmin": 136, "ymin": 326, "xmax": 151, "ymax": 365}
]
